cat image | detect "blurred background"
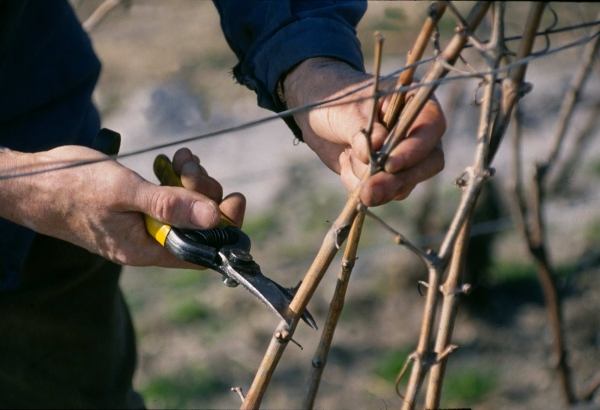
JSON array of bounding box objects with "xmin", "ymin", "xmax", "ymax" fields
[{"xmin": 72, "ymin": 1, "xmax": 600, "ymax": 408}]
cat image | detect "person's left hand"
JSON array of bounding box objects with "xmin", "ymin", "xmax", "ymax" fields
[{"xmin": 283, "ymin": 57, "xmax": 446, "ymax": 207}]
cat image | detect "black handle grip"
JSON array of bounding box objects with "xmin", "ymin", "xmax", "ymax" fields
[{"xmin": 92, "ymin": 128, "xmax": 121, "ymax": 156}]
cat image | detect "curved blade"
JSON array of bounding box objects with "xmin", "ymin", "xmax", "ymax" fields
[{"xmin": 218, "ymin": 253, "xmax": 318, "ymax": 330}]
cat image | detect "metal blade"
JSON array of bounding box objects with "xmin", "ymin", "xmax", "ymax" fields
[{"xmin": 218, "ymin": 252, "xmax": 318, "ymax": 330}]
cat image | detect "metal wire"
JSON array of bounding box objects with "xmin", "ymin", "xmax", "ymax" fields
[{"xmin": 1, "ymin": 23, "xmax": 599, "ymax": 182}]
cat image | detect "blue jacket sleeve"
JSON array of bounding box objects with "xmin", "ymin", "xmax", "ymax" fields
[{"xmin": 213, "ymin": 0, "xmax": 366, "ymax": 139}]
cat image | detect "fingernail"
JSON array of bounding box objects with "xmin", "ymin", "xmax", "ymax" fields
[
  {"xmin": 190, "ymin": 201, "xmax": 216, "ymax": 228},
  {"xmin": 370, "ymin": 186, "xmax": 385, "ymax": 206}
]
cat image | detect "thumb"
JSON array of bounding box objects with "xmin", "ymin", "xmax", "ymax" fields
[{"xmin": 132, "ymin": 182, "xmax": 220, "ymax": 229}]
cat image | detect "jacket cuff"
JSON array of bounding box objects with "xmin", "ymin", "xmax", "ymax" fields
[{"xmin": 250, "ymin": 17, "xmax": 365, "ymax": 141}]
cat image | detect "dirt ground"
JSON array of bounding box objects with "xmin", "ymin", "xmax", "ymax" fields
[{"xmin": 73, "ymin": 1, "xmax": 600, "ymax": 408}]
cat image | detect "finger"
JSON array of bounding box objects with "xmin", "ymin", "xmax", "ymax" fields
[
  {"xmin": 129, "ymin": 180, "xmax": 220, "ymax": 229},
  {"xmin": 180, "ymin": 161, "xmax": 223, "ymax": 202},
  {"xmin": 303, "ymin": 131, "xmax": 345, "ymax": 174},
  {"xmin": 172, "ymin": 148, "xmax": 195, "ymax": 176},
  {"xmin": 349, "ymin": 121, "xmax": 389, "ymax": 165},
  {"xmin": 384, "ymin": 98, "xmax": 446, "ymax": 174},
  {"xmin": 339, "ymin": 151, "xmax": 361, "ymax": 194},
  {"xmin": 219, "ymin": 193, "xmax": 246, "ymax": 228},
  {"xmin": 361, "ymin": 144, "xmax": 444, "ymax": 206}
]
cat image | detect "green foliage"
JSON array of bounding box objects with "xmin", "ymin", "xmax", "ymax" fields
[
  {"xmin": 368, "ymin": 7, "xmax": 407, "ymax": 32},
  {"xmin": 242, "ymin": 213, "xmax": 280, "ymax": 244},
  {"xmin": 590, "ymin": 158, "xmax": 600, "ymax": 177},
  {"xmin": 142, "ymin": 367, "xmax": 227, "ymax": 408},
  {"xmin": 443, "ymin": 367, "xmax": 497, "ymax": 404},
  {"xmin": 164, "ymin": 269, "xmax": 208, "ymax": 289},
  {"xmin": 437, "ymin": 14, "xmax": 459, "ymax": 38},
  {"xmin": 584, "ymin": 219, "xmax": 600, "ymax": 244},
  {"xmin": 373, "ymin": 348, "xmax": 413, "ymax": 387},
  {"xmin": 384, "ymin": 7, "xmax": 407, "ymax": 21},
  {"xmin": 168, "ymin": 297, "xmax": 211, "ymax": 324},
  {"xmin": 489, "ymin": 260, "xmax": 537, "ymax": 282},
  {"xmin": 490, "ymin": 260, "xmax": 574, "ymax": 283}
]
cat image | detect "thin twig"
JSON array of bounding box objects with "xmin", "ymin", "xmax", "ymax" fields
[
  {"xmin": 507, "ymin": 8, "xmax": 600, "ymax": 407},
  {"xmin": 364, "ymin": 32, "xmax": 385, "ymax": 160},
  {"xmin": 538, "ymin": 13, "xmax": 600, "ymax": 180},
  {"xmin": 361, "ymin": 206, "xmax": 436, "ymax": 264},
  {"xmin": 82, "ymin": 0, "xmax": 127, "ymax": 32},
  {"xmin": 549, "ymin": 100, "xmax": 600, "ymax": 194},
  {"xmin": 301, "ymin": 212, "xmax": 365, "ymax": 409},
  {"xmin": 231, "ymin": 387, "xmax": 245, "ymax": 402}
]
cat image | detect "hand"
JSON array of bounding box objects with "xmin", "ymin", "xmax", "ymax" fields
[
  {"xmin": 283, "ymin": 57, "xmax": 446, "ymax": 206},
  {"xmin": 0, "ymin": 146, "xmax": 245, "ymax": 268}
]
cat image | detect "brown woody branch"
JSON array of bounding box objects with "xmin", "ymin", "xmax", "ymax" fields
[
  {"xmin": 507, "ymin": 7, "xmax": 600, "ymax": 406},
  {"xmin": 382, "ymin": 1, "xmax": 447, "ymax": 130},
  {"xmin": 400, "ymin": 3, "xmax": 543, "ymax": 409},
  {"xmin": 82, "ymin": 0, "xmax": 128, "ymax": 32},
  {"xmin": 301, "ymin": 212, "xmax": 365, "ymax": 409}
]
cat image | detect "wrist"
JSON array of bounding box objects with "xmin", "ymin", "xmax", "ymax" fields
[{"xmin": 283, "ymin": 57, "xmax": 357, "ymax": 109}]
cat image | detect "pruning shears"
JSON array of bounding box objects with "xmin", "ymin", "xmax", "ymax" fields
[
  {"xmin": 144, "ymin": 154, "xmax": 318, "ymax": 330},
  {"xmin": 92, "ymin": 129, "xmax": 316, "ymax": 330}
]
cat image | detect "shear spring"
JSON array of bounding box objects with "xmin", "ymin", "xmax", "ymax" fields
[{"xmin": 184, "ymin": 228, "xmax": 239, "ymax": 249}]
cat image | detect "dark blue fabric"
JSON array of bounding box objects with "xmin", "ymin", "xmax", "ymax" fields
[
  {"xmin": 0, "ymin": 0, "xmax": 101, "ymax": 290},
  {"xmin": 213, "ymin": 0, "xmax": 366, "ymax": 138}
]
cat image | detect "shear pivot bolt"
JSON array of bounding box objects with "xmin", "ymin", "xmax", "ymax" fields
[
  {"xmin": 223, "ymin": 277, "xmax": 239, "ymax": 287},
  {"xmin": 230, "ymin": 250, "xmax": 253, "ymax": 264}
]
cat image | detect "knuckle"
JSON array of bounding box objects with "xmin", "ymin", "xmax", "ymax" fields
[{"xmin": 151, "ymin": 189, "xmax": 180, "ymax": 222}]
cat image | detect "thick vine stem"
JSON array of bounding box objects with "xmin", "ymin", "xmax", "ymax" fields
[
  {"xmin": 240, "ymin": 187, "xmax": 362, "ymax": 409},
  {"xmin": 301, "ymin": 212, "xmax": 365, "ymax": 409},
  {"xmin": 382, "ymin": 1, "xmax": 447, "ymax": 130},
  {"xmin": 400, "ymin": 4, "xmax": 544, "ymax": 409},
  {"xmin": 400, "ymin": 264, "xmax": 444, "ymax": 410},
  {"xmin": 424, "ymin": 217, "xmax": 474, "ymax": 409}
]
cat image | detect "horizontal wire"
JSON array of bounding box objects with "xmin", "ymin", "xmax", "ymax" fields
[{"xmin": 1, "ymin": 25, "xmax": 599, "ymax": 182}]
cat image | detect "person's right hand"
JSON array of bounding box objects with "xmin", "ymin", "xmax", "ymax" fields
[{"xmin": 0, "ymin": 145, "xmax": 245, "ymax": 269}]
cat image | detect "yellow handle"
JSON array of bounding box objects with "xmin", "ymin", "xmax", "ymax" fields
[
  {"xmin": 153, "ymin": 154, "xmax": 184, "ymax": 188},
  {"xmin": 144, "ymin": 214, "xmax": 171, "ymax": 246},
  {"xmin": 145, "ymin": 155, "xmax": 235, "ymax": 245}
]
